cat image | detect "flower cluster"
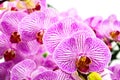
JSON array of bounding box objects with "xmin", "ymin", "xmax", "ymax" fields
[{"xmin": 0, "ymin": 0, "xmax": 120, "ymax": 80}]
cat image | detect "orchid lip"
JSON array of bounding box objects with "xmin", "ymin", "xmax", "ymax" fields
[
  {"xmin": 4, "ymin": 49, "xmax": 16, "ymax": 61},
  {"xmin": 76, "ymin": 56, "xmax": 92, "ymax": 73},
  {"xmin": 10, "ymin": 32, "xmax": 21, "ymax": 43},
  {"xmin": 109, "ymin": 31, "xmax": 120, "ymax": 40},
  {"xmin": 36, "ymin": 30, "xmax": 44, "ymax": 44}
]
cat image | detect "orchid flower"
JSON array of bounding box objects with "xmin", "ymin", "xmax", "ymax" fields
[
  {"xmin": 18, "ymin": 8, "xmax": 58, "ymax": 43},
  {"xmin": 53, "ymin": 31, "xmax": 111, "ymax": 74}
]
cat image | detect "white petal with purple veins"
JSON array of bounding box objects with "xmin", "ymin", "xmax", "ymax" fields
[{"xmin": 10, "ymin": 59, "xmax": 36, "ymax": 80}]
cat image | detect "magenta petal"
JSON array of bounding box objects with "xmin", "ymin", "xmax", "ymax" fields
[
  {"xmin": 84, "ymin": 37, "xmax": 111, "ymax": 72},
  {"xmin": 31, "ymin": 66, "xmax": 47, "ymax": 78},
  {"xmin": 43, "ymin": 17, "xmax": 95, "ymax": 54},
  {"xmin": 33, "ymin": 71, "xmax": 57, "ymax": 80},
  {"xmin": 72, "ymin": 31, "xmax": 96, "ymax": 53},
  {"xmin": 53, "ymin": 38, "xmax": 78, "ymax": 73},
  {"xmin": 85, "ymin": 16, "xmax": 102, "ymax": 28},
  {"xmin": 0, "ymin": 61, "xmax": 14, "ymax": 80},
  {"xmin": 16, "ymin": 42, "xmax": 30, "ymax": 54},
  {"xmin": 10, "ymin": 59, "xmax": 36, "ymax": 80},
  {"xmin": 1, "ymin": 21, "xmax": 17, "ymax": 35},
  {"xmin": 1, "ymin": 11, "xmax": 27, "ymax": 35},
  {"xmin": 42, "ymin": 8, "xmax": 59, "ymax": 29},
  {"xmin": 26, "ymin": 40, "xmax": 42, "ymax": 55},
  {"xmin": 56, "ymin": 70, "xmax": 75, "ymax": 80}
]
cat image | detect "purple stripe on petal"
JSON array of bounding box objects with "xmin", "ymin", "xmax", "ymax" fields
[
  {"xmin": 43, "ymin": 17, "xmax": 95, "ymax": 54},
  {"xmin": 53, "ymin": 38, "xmax": 78, "ymax": 73},
  {"xmin": 0, "ymin": 61, "xmax": 14, "ymax": 80},
  {"xmin": 33, "ymin": 71, "xmax": 57, "ymax": 80},
  {"xmin": 72, "ymin": 31, "xmax": 96, "ymax": 53},
  {"xmin": 10, "ymin": 59, "xmax": 36, "ymax": 80},
  {"xmin": 84, "ymin": 37, "xmax": 111, "ymax": 72},
  {"xmin": 42, "ymin": 8, "xmax": 59, "ymax": 29},
  {"xmin": 1, "ymin": 21, "xmax": 17, "ymax": 35},
  {"xmin": 1, "ymin": 11, "xmax": 27, "ymax": 35},
  {"xmin": 16, "ymin": 41, "xmax": 30, "ymax": 54},
  {"xmin": 56, "ymin": 70, "xmax": 75, "ymax": 80}
]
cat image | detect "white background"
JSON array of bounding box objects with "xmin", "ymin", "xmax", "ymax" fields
[{"xmin": 47, "ymin": 0, "xmax": 120, "ymax": 20}]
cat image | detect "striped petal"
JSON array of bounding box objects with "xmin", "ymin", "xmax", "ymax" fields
[
  {"xmin": 43, "ymin": 17, "xmax": 95, "ymax": 54},
  {"xmin": 33, "ymin": 71, "xmax": 57, "ymax": 80},
  {"xmin": 0, "ymin": 11, "xmax": 27, "ymax": 35},
  {"xmin": 42, "ymin": 7, "xmax": 59, "ymax": 29},
  {"xmin": 72, "ymin": 31, "xmax": 96, "ymax": 53},
  {"xmin": 18, "ymin": 11, "xmax": 45, "ymax": 41},
  {"xmin": 84, "ymin": 37, "xmax": 111, "ymax": 72},
  {"xmin": 56, "ymin": 70, "xmax": 75, "ymax": 80},
  {"xmin": 16, "ymin": 40, "xmax": 41, "ymax": 55},
  {"xmin": 10, "ymin": 59, "xmax": 36, "ymax": 80},
  {"xmin": 53, "ymin": 37, "xmax": 78, "ymax": 73}
]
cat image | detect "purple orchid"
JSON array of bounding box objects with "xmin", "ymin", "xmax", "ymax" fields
[
  {"xmin": 53, "ymin": 30, "xmax": 111, "ymax": 74},
  {"xmin": 0, "ymin": 11, "xmax": 31, "ymax": 61},
  {"xmin": 0, "ymin": 11, "xmax": 27, "ymax": 36},
  {"xmin": 95, "ymin": 15, "xmax": 120, "ymax": 41},
  {"xmin": 0, "ymin": 33, "xmax": 24, "ymax": 63},
  {"xmin": 0, "ymin": 10, "xmax": 43, "ymax": 56},
  {"xmin": 18, "ymin": 8, "xmax": 58, "ymax": 43},
  {"xmin": 43, "ymin": 17, "xmax": 95, "ymax": 54}
]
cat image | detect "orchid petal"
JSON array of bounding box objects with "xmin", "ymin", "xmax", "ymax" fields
[
  {"xmin": 10, "ymin": 59, "xmax": 36, "ymax": 80},
  {"xmin": 84, "ymin": 38, "xmax": 111, "ymax": 72},
  {"xmin": 33, "ymin": 71, "xmax": 57, "ymax": 80},
  {"xmin": 1, "ymin": 11, "xmax": 27, "ymax": 35}
]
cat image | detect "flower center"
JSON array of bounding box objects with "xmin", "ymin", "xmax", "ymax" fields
[
  {"xmin": 110, "ymin": 31, "xmax": 120, "ymax": 40},
  {"xmin": 10, "ymin": 32, "xmax": 21, "ymax": 43},
  {"xmin": 36, "ymin": 30, "xmax": 44, "ymax": 44},
  {"xmin": 4, "ymin": 49, "xmax": 15, "ymax": 61},
  {"xmin": 76, "ymin": 56, "xmax": 91, "ymax": 73}
]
